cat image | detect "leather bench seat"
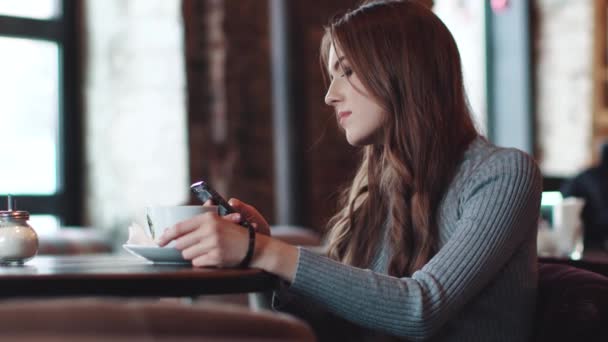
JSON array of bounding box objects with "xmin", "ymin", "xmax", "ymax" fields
[{"xmin": 0, "ymin": 298, "xmax": 316, "ymax": 341}]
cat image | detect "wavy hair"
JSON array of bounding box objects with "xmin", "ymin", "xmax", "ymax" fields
[{"xmin": 322, "ymin": 0, "xmax": 478, "ymax": 277}]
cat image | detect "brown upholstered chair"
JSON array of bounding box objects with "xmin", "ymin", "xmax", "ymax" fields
[
  {"xmin": 0, "ymin": 298, "xmax": 316, "ymax": 341},
  {"xmin": 270, "ymin": 225, "xmax": 322, "ymax": 246},
  {"xmin": 533, "ymin": 262, "xmax": 608, "ymax": 342}
]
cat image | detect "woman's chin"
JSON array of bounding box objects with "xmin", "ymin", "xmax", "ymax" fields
[
  {"xmin": 345, "ymin": 132, "xmax": 371, "ymax": 147},
  {"xmin": 345, "ymin": 131, "xmax": 359, "ymax": 146}
]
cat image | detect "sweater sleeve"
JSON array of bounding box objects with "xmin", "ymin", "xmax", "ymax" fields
[{"xmin": 285, "ymin": 149, "xmax": 542, "ymax": 340}]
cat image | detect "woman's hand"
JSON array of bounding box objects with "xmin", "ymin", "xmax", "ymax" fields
[
  {"xmin": 158, "ymin": 201, "xmax": 299, "ymax": 282},
  {"xmin": 157, "ymin": 210, "xmax": 251, "ymax": 268},
  {"xmin": 225, "ymin": 198, "xmax": 271, "ymax": 236}
]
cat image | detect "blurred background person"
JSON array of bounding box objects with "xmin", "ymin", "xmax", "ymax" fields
[{"xmin": 561, "ymin": 141, "xmax": 608, "ymax": 251}]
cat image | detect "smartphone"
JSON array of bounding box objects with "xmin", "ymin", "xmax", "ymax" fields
[{"xmin": 190, "ymin": 180, "xmax": 254, "ymax": 230}]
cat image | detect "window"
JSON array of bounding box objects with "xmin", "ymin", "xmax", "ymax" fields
[
  {"xmin": 434, "ymin": 0, "xmax": 487, "ymax": 134},
  {"xmin": 0, "ymin": 0, "xmax": 81, "ymax": 233}
]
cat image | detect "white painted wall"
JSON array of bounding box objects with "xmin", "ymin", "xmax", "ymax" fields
[
  {"xmin": 434, "ymin": 0, "xmax": 487, "ymax": 134},
  {"xmin": 535, "ymin": 0, "xmax": 594, "ymax": 176},
  {"xmin": 83, "ymin": 0, "xmax": 188, "ymax": 245}
]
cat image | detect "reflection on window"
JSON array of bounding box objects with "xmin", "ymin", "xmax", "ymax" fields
[
  {"xmin": 0, "ymin": 37, "xmax": 59, "ymax": 195},
  {"xmin": 0, "ymin": 0, "xmax": 60, "ymax": 19}
]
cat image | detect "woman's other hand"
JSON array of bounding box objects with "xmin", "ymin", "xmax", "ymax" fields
[
  {"xmin": 157, "ymin": 210, "xmax": 251, "ymax": 268},
  {"xmin": 225, "ymin": 198, "xmax": 271, "ymax": 236},
  {"xmin": 158, "ymin": 201, "xmax": 298, "ymax": 281}
]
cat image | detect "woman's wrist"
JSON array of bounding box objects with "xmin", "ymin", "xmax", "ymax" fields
[
  {"xmin": 251, "ymin": 234, "xmax": 299, "ymax": 283},
  {"xmin": 237, "ymin": 222, "xmax": 256, "ymax": 268}
]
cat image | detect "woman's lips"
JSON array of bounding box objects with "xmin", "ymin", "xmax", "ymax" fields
[{"xmin": 338, "ymin": 111, "xmax": 352, "ymax": 124}]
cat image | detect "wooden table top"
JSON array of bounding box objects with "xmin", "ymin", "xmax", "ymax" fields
[{"xmin": 0, "ymin": 254, "xmax": 278, "ymax": 298}]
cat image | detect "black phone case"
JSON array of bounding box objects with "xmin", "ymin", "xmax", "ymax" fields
[{"xmin": 190, "ymin": 180, "xmax": 254, "ymax": 230}]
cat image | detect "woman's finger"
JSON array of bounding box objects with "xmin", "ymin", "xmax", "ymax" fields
[
  {"xmin": 228, "ymin": 198, "xmax": 249, "ymax": 213},
  {"xmin": 158, "ymin": 212, "xmax": 215, "ymax": 246},
  {"xmin": 173, "ymin": 228, "xmax": 208, "ymax": 250},
  {"xmin": 223, "ymin": 212, "xmax": 241, "ymax": 223},
  {"xmin": 228, "ymin": 198, "xmax": 257, "ymax": 221},
  {"xmin": 191, "ymin": 252, "xmax": 217, "ymax": 268},
  {"xmin": 181, "ymin": 240, "xmax": 214, "ymax": 260}
]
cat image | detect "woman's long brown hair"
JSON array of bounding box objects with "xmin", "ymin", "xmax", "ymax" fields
[{"xmin": 322, "ymin": 0, "xmax": 478, "ymax": 277}]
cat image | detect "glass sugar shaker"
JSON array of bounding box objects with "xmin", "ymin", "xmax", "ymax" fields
[{"xmin": 0, "ymin": 195, "xmax": 39, "ymax": 265}]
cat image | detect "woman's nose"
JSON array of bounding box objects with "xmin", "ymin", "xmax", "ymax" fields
[{"xmin": 324, "ymin": 82, "xmax": 342, "ymax": 106}]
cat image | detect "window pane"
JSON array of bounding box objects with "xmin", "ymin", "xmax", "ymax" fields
[
  {"xmin": 0, "ymin": 0, "xmax": 61, "ymax": 19},
  {"xmin": 29, "ymin": 215, "xmax": 61, "ymax": 235},
  {"xmin": 0, "ymin": 37, "xmax": 60, "ymax": 195}
]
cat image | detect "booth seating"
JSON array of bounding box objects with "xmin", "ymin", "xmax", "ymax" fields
[
  {"xmin": 533, "ymin": 262, "xmax": 608, "ymax": 342},
  {"xmin": 37, "ymin": 227, "xmax": 113, "ymax": 255},
  {"xmin": 0, "ymin": 298, "xmax": 316, "ymax": 342}
]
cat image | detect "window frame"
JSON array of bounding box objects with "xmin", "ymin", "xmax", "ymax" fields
[{"xmin": 0, "ymin": 0, "xmax": 82, "ymax": 225}]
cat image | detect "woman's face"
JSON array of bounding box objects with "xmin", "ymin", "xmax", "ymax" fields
[{"xmin": 324, "ymin": 44, "xmax": 386, "ymax": 146}]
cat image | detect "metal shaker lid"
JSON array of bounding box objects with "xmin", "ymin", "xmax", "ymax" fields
[
  {"xmin": 0, "ymin": 195, "xmax": 29, "ymax": 220},
  {"xmin": 0, "ymin": 211, "xmax": 29, "ymax": 220}
]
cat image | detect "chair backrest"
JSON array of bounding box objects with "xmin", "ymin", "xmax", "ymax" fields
[
  {"xmin": 534, "ymin": 262, "xmax": 608, "ymax": 341},
  {"xmin": 270, "ymin": 225, "xmax": 322, "ymax": 246},
  {"xmin": 0, "ymin": 298, "xmax": 316, "ymax": 341}
]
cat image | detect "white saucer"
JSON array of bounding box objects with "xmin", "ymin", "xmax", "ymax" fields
[{"xmin": 123, "ymin": 244, "xmax": 190, "ymax": 264}]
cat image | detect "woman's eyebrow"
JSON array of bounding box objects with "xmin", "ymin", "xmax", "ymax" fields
[{"xmin": 332, "ymin": 56, "xmax": 347, "ymax": 71}]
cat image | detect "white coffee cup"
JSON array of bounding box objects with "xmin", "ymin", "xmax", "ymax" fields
[
  {"xmin": 145, "ymin": 205, "xmax": 217, "ymax": 241},
  {"xmin": 552, "ymin": 197, "xmax": 585, "ymax": 259}
]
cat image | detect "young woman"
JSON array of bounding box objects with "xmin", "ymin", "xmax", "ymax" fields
[{"xmin": 159, "ymin": 1, "xmax": 542, "ymax": 340}]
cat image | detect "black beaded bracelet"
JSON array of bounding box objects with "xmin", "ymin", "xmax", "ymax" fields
[{"xmin": 238, "ymin": 222, "xmax": 256, "ymax": 268}]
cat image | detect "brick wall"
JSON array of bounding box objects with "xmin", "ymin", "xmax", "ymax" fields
[
  {"xmin": 183, "ymin": 0, "xmax": 276, "ymax": 224},
  {"xmin": 183, "ymin": 0, "xmax": 360, "ymax": 231},
  {"xmin": 289, "ymin": 0, "xmax": 361, "ymax": 230},
  {"xmin": 183, "ymin": 1, "xmax": 442, "ymax": 231}
]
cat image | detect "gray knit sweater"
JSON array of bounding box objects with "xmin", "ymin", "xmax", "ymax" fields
[{"xmin": 274, "ymin": 137, "xmax": 542, "ymax": 341}]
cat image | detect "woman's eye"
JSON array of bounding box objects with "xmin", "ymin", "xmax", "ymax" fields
[{"xmin": 340, "ymin": 68, "xmax": 353, "ymax": 78}]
